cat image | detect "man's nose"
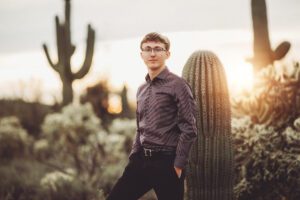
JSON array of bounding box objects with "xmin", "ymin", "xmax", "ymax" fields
[{"xmin": 150, "ymin": 49, "xmax": 156, "ymax": 56}]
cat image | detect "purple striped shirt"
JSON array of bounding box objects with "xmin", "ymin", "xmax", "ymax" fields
[{"xmin": 130, "ymin": 67, "xmax": 197, "ymax": 168}]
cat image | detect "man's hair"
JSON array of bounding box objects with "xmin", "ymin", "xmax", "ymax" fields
[{"xmin": 140, "ymin": 32, "xmax": 170, "ymax": 51}]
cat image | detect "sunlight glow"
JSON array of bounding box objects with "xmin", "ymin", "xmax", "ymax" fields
[
  {"xmin": 226, "ymin": 61, "xmax": 254, "ymax": 97},
  {"xmin": 1, "ymin": 30, "xmax": 299, "ymax": 105},
  {"xmin": 108, "ymin": 94, "xmax": 122, "ymax": 114}
]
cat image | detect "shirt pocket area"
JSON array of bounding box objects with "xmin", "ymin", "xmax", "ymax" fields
[{"xmin": 155, "ymin": 87, "xmax": 174, "ymax": 105}]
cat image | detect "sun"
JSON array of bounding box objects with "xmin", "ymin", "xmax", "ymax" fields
[{"xmin": 225, "ymin": 61, "xmax": 254, "ymax": 97}]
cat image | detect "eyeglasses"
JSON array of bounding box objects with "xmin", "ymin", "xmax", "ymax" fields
[{"xmin": 141, "ymin": 47, "xmax": 166, "ymax": 54}]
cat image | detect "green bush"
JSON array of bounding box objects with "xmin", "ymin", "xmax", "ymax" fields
[
  {"xmin": 0, "ymin": 159, "xmax": 47, "ymax": 200},
  {"xmin": 232, "ymin": 61, "xmax": 300, "ymax": 199},
  {"xmin": 0, "ymin": 103, "xmax": 139, "ymax": 199},
  {"xmin": 232, "ymin": 116, "xmax": 300, "ymax": 200},
  {"xmin": 0, "ymin": 99, "xmax": 54, "ymax": 137},
  {"xmin": 0, "ymin": 159, "xmax": 105, "ymax": 200},
  {"xmin": 40, "ymin": 103, "xmax": 137, "ymax": 195},
  {"xmin": 0, "ymin": 117, "xmax": 31, "ymax": 160}
]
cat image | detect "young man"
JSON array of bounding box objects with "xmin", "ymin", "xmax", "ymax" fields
[{"xmin": 107, "ymin": 32, "xmax": 197, "ymax": 200}]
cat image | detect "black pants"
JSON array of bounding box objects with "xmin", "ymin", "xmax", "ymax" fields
[{"xmin": 107, "ymin": 152, "xmax": 185, "ymax": 200}]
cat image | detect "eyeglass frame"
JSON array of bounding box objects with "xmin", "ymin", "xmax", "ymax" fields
[{"xmin": 141, "ymin": 47, "xmax": 167, "ymax": 54}]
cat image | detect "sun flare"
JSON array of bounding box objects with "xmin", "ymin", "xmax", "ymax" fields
[{"xmin": 225, "ymin": 61, "xmax": 254, "ymax": 97}]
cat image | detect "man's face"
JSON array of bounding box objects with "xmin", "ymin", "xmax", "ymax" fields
[{"xmin": 140, "ymin": 41, "xmax": 170, "ymax": 71}]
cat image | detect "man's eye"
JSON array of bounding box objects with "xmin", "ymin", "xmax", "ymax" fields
[
  {"xmin": 154, "ymin": 48, "xmax": 163, "ymax": 51},
  {"xmin": 142, "ymin": 47, "xmax": 166, "ymax": 53}
]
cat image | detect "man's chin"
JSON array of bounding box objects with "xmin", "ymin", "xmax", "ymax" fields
[{"xmin": 148, "ymin": 65, "xmax": 162, "ymax": 71}]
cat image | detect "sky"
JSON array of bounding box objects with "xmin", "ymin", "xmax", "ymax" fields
[{"xmin": 0, "ymin": 0, "xmax": 299, "ymax": 105}]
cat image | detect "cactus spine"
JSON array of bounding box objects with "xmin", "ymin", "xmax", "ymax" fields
[
  {"xmin": 182, "ymin": 51, "xmax": 234, "ymax": 200},
  {"xmin": 43, "ymin": 0, "xmax": 95, "ymax": 105},
  {"xmin": 250, "ymin": 0, "xmax": 290, "ymax": 73}
]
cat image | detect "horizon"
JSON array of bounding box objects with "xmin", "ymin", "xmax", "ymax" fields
[{"xmin": 0, "ymin": 29, "xmax": 299, "ymax": 106}]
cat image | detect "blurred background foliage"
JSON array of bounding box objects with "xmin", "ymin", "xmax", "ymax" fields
[
  {"xmin": 0, "ymin": 102, "xmax": 136, "ymax": 200},
  {"xmin": 231, "ymin": 62, "xmax": 300, "ymax": 200},
  {"xmin": 1, "ymin": 0, "xmax": 300, "ymax": 199},
  {"xmin": 1, "ymin": 61, "xmax": 300, "ymax": 199}
]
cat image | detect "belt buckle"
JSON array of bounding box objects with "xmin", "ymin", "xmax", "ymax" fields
[{"xmin": 144, "ymin": 148, "xmax": 152, "ymax": 157}]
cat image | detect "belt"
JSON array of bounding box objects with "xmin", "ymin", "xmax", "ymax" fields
[{"xmin": 141, "ymin": 147, "xmax": 176, "ymax": 157}]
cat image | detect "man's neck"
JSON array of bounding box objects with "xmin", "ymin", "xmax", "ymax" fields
[{"xmin": 148, "ymin": 66, "xmax": 166, "ymax": 80}]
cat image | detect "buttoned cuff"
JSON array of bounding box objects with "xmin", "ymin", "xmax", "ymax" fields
[{"xmin": 174, "ymin": 155, "xmax": 187, "ymax": 169}]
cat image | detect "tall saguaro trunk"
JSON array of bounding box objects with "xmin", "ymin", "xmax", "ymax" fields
[
  {"xmin": 62, "ymin": 78, "xmax": 73, "ymax": 105},
  {"xmin": 250, "ymin": 0, "xmax": 290, "ymax": 73},
  {"xmin": 43, "ymin": 0, "xmax": 95, "ymax": 105},
  {"xmin": 182, "ymin": 51, "xmax": 234, "ymax": 200}
]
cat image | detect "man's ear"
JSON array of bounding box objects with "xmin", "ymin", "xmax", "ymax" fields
[{"xmin": 166, "ymin": 51, "xmax": 171, "ymax": 59}]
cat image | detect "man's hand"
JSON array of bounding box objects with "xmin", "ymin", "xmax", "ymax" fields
[{"xmin": 174, "ymin": 166, "xmax": 182, "ymax": 178}]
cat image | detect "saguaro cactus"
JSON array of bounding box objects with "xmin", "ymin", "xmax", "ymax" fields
[
  {"xmin": 249, "ymin": 0, "xmax": 290, "ymax": 73},
  {"xmin": 182, "ymin": 51, "xmax": 234, "ymax": 200},
  {"xmin": 43, "ymin": 0, "xmax": 95, "ymax": 105}
]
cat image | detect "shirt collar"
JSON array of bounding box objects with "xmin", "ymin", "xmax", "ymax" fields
[{"xmin": 145, "ymin": 67, "xmax": 169, "ymax": 83}]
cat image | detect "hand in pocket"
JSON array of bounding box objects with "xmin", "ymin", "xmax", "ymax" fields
[{"xmin": 174, "ymin": 167, "xmax": 182, "ymax": 178}]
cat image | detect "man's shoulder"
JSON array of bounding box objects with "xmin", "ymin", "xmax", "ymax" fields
[
  {"xmin": 168, "ymin": 72, "xmax": 190, "ymax": 88},
  {"xmin": 167, "ymin": 72, "xmax": 194, "ymax": 98},
  {"xmin": 137, "ymin": 82, "xmax": 148, "ymax": 94}
]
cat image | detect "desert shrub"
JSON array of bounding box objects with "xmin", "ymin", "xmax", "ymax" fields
[
  {"xmin": 80, "ymin": 80, "xmax": 112, "ymax": 129},
  {"xmin": 40, "ymin": 170, "xmax": 105, "ymax": 200},
  {"xmin": 0, "ymin": 116, "xmax": 32, "ymax": 160},
  {"xmin": 232, "ymin": 62, "xmax": 300, "ymax": 199},
  {"xmin": 233, "ymin": 116, "xmax": 300, "ymax": 200},
  {"xmin": 0, "ymin": 159, "xmax": 105, "ymax": 200},
  {"xmin": 40, "ymin": 103, "xmax": 137, "ymax": 195},
  {"xmin": 0, "ymin": 99, "xmax": 55, "ymax": 136},
  {"xmin": 108, "ymin": 118, "xmax": 136, "ymax": 155},
  {"xmin": 232, "ymin": 62, "xmax": 300, "ymax": 128},
  {"xmin": 0, "ymin": 159, "xmax": 48, "ymax": 200}
]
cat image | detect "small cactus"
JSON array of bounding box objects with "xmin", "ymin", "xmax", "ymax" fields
[
  {"xmin": 248, "ymin": 0, "xmax": 290, "ymax": 73},
  {"xmin": 182, "ymin": 51, "xmax": 234, "ymax": 200},
  {"xmin": 43, "ymin": 0, "xmax": 95, "ymax": 105},
  {"xmin": 120, "ymin": 85, "xmax": 134, "ymax": 119}
]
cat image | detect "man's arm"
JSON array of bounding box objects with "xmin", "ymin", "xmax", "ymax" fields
[
  {"xmin": 129, "ymin": 90, "xmax": 142, "ymax": 159},
  {"xmin": 174, "ymin": 80, "xmax": 197, "ymax": 170},
  {"xmin": 129, "ymin": 111, "xmax": 141, "ymax": 159}
]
